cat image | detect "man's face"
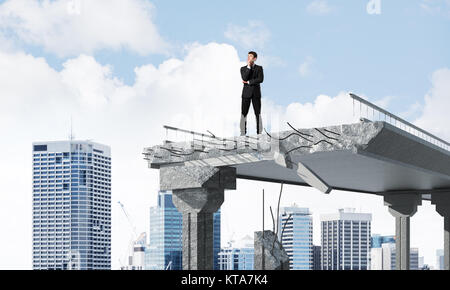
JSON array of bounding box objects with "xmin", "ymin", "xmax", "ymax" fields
[{"xmin": 247, "ymin": 54, "xmax": 256, "ymax": 64}]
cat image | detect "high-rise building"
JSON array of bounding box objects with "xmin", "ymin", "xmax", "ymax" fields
[
  {"xmin": 436, "ymin": 249, "xmax": 444, "ymax": 270},
  {"xmin": 410, "ymin": 248, "xmax": 419, "ymax": 270},
  {"xmin": 278, "ymin": 206, "xmax": 313, "ymax": 270},
  {"xmin": 145, "ymin": 191, "xmax": 221, "ymax": 270},
  {"xmin": 218, "ymin": 236, "xmax": 254, "ymax": 270},
  {"xmin": 146, "ymin": 191, "xmax": 182, "ymax": 270},
  {"xmin": 370, "ymin": 238, "xmax": 419, "ymax": 270},
  {"xmin": 32, "ymin": 140, "xmax": 111, "ymax": 270},
  {"xmin": 313, "ymin": 245, "xmax": 321, "ymax": 270},
  {"xmin": 321, "ymin": 208, "xmax": 371, "ymax": 270}
]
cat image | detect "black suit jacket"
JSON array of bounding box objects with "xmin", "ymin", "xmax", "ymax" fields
[{"xmin": 241, "ymin": 64, "xmax": 264, "ymax": 99}]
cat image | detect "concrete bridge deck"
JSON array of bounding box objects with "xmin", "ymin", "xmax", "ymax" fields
[
  {"xmin": 143, "ymin": 119, "xmax": 450, "ymax": 270},
  {"xmin": 145, "ymin": 120, "xmax": 450, "ymax": 196}
]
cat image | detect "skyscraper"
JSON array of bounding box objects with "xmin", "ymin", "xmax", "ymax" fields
[
  {"xmin": 32, "ymin": 140, "xmax": 111, "ymax": 270},
  {"xmin": 146, "ymin": 191, "xmax": 221, "ymax": 270},
  {"xmin": 313, "ymin": 245, "xmax": 321, "ymax": 270},
  {"xmin": 278, "ymin": 206, "xmax": 313, "ymax": 270},
  {"xmin": 321, "ymin": 208, "xmax": 371, "ymax": 270}
]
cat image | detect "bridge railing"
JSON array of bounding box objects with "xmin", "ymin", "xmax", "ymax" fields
[
  {"xmin": 161, "ymin": 125, "xmax": 259, "ymax": 151},
  {"xmin": 350, "ymin": 93, "xmax": 450, "ymax": 152}
]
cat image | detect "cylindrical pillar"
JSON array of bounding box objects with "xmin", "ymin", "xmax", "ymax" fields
[
  {"xmin": 431, "ymin": 193, "xmax": 450, "ymax": 270},
  {"xmin": 384, "ymin": 193, "xmax": 422, "ymax": 270},
  {"xmin": 395, "ymin": 216, "xmax": 410, "ymax": 270},
  {"xmin": 173, "ymin": 187, "xmax": 224, "ymax": 270}
]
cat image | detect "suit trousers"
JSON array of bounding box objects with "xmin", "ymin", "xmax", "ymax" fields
[{"xmin": 240, "ymin": 96, "xmax": 263, "ymax": 135}]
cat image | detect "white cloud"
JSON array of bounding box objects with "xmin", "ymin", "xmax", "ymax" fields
[
  {"xmin": 306, "ymin": 0, "xmax": 334, "ymax": 15},
  {"xmin": 224, "ymin": 20, "xmax": 270, "ymax": 50},
  {"xmin": 281, "ymin": 92, "xmax": 358, "ymax": 128},
  {"xmin": 420, "ymin": 0, "xmax": 450, "ymax": 16},
  {"xmin": 373, "ymin": 95, "xmax": 394, "ymax": 108},
  {"xmin": 60, "ymin": 55, "xmax": 135, "ymax": 108},
  {"xmin": 299, "ymin": 56, "xmax": 315, "ymax": 77},
  {"xmin": 0, "ymin": 42, "xmax": 244, "ymax": 269},
  {"xmin": 414, "ymin": 68, "xmax": 450, "ymax": 140},
  {"xmin": 399, "ymin": 101, "xmax": 422, "ymax": 120},
  {"xmin": 0, "ymin": 0, "xmax": 169, "ymax": 57}
]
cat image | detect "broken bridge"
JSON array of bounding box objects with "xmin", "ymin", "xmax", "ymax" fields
[{"xmin": 143, "ymin": 93, "xmax": 450, "ymax": 270}]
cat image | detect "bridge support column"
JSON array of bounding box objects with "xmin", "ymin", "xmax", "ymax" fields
[
  {"xmin": 172, "ymin": 188, "xmax": 223, "ymax": 270},
  {"xmin": 431, "ymin": 193, "xmax": 450, "ymax": 270},
  {"xmin": 383, "ymin": 194, "xmax": 422, "ymax": 270},
  {"xmin": 160, "ymin": 166, "xmax": 236, "ymax": 270}
]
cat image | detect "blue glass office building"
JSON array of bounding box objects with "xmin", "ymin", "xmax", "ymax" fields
[
  {"xmin": 371, "ymin": 235, "xmax": 395, "ymax": 248},
  {"xmin": 32, "ymin": 141, "xmax": 111, "ymax": 270},
  {"xmin": 146, "ymin": 191, "xmax": 221, "ymax": 270},
  {"xmin": 279, "ymin": 206, "xmax": 313, "ymax": 270}
]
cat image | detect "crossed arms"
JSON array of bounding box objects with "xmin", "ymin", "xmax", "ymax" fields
[{"xmin": 241, "ymin": 66, "xmax": 264, "ymax": 85}]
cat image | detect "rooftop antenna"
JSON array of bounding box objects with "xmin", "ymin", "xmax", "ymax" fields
[{"xmin": 69, "ymin": 115, "xmax": 75, "ymax": 141}]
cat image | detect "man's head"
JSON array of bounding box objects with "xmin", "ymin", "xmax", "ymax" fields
[{"xmin": 247, "ymin": 51, "xmax": 258, "ymax": 64}]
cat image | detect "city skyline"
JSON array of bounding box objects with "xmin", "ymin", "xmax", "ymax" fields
[
  {"xmin": 29, "ymin": 144, "xmax": 435, "ymax": 271},
  {"xmin": 28, "ymin": 138, "xmax": 441, "ymax": 270}
]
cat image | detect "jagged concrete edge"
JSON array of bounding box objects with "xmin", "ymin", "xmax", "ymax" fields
[{"xmin": 144, "ymin": 121, "xmax": 386, "ymax": 168}]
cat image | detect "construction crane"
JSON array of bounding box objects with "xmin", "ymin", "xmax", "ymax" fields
[
  {"xmin": 117, "ymin": 201, "xmax": 144, "ymax": 269},
  {"xmin": 117, "ymin": 201, "xmax": 137, "ymax": 239}
]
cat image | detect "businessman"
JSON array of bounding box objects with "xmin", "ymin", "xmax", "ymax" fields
[{"xmin": 240, "ymin": 51, "xmax": 264, "ymax": 136}]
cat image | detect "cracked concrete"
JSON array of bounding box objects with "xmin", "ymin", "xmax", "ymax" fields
[
  {"xmin": 145, "ymin": 120, "xmax": 450, "ymax": 194},
  {"xmin": 254, "ymin": 230, "xmax": 290, "ymax": 270},
  {"xmin": 145, "ymin": 120, "xmax": 384, "ymax": 169}
]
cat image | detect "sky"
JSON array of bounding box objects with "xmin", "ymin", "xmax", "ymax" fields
[{"xmin": 0, "ymin": 0, "xmax": 449, "ymax": 269}]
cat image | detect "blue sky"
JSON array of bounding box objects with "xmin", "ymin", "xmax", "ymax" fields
[
  {"xmin": 10, "ymin": 0, "xmax": 450, "ymax": 111},
  {"xmin": 1, "ymin": 0, "xmax": 450, "ymax": 269}
]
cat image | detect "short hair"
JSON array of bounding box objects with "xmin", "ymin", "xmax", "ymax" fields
[{"xmin": 248, "ymin": 51, "xmax": 258, "ymax": 59}]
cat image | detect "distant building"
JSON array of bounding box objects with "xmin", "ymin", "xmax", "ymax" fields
[
  {"xmin": 436, "ymin": 249, "xmax": 444, "ymax": 270},
  {"xmin": 371, "ymin": 239, "xmax": 419, "ymax": 270},
  {"xmin": 145, "ymin": 191, "xmax": 220, "ymax": 270},
  {"xmin": 391, "ymin": 245, "xmax": 419, "ymax": 270},
  {"xmin": 418, "ymin": 256, "xmax": 425, "ymax": 269},
  {"xmin": 32, "ymin": 140, "xmax": 111, "ymax": 270},
  {"xmin": 321, "ymin": 208, "xmax": 371, "ymax": 270},
  {"xmin": 410, "ymin": 248, "xmax": 419, "ymax": 270},
  {"xmin": 278, "ymin": 206, "xmax": 313, "ymax": 270},
  {"xmin": 370, "ymin": 235, "xmax": 395, "ymax": 270},
  {"xmin": 371, "ymin": 234, "xmax": 395, "ymax": 248},
  {"xmin": 313, "ymin": 246, "xmax": 321, "ymax": 270},
  {"xmin": 218, "ymin": 236, "xmax": 254, "ymax": 270}
]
